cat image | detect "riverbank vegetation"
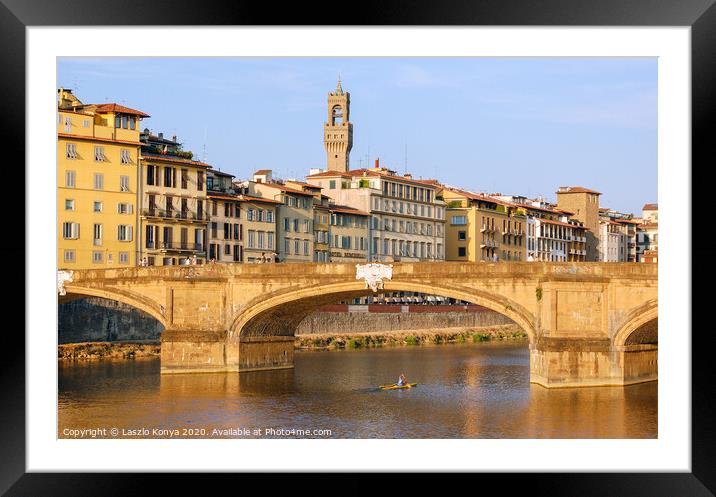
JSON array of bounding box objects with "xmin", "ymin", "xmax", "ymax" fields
[
  {"xmin": 58, "ymin": 341, "xmax": 160, "ymax": 361},
  {"xmin": 295, "ymin": 324, "xmax": 527, "ymax": 350}
]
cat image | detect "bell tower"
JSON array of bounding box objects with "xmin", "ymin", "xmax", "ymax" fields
[{"xmin": 324, "ymin": 77, "xmax": 353, "ymax": 172}]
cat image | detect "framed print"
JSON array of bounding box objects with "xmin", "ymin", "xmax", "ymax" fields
[{"xmin": 3, "ymin": 0, "xmax": 714, "ymax": 494}]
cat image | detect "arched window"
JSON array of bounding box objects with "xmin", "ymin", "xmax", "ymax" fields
[{"xmin": 331, "ymin": 105, "xmax": 343, "ymax": 125}]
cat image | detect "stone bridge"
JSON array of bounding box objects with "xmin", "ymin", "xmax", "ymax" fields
[{"xmin": 57, "ymin": 262, "xmax": 658, "ymax": 388}]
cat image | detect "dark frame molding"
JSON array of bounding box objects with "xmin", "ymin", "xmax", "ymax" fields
[{"xmin": 4, "ymin": 0, "xmax": 713, "ymax": 494}]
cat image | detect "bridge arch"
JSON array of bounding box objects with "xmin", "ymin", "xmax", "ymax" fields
[
  {"xmin": 228, "ymin": 280, "xmax": 538, "ymax": 344},
  {"xmin": 61, "ymin": 285, "xmax": 168, "ymax": 328},
  {"xmin": 612, "ymin": 300, "xmax": 658, "ymax": 348}
]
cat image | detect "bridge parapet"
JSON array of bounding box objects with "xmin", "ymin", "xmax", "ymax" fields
[{"xmin": 66, "ymin": 261, "xmax": 657, "ymax": 282}]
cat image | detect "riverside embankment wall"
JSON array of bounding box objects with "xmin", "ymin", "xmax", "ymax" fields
[
  {"xmin": 58, "ymin": 297, "xmax": 165, "ymax": 343},
  {"xmin": 295, "ymin": 304, "xmax": 512, "ymax": 335}
]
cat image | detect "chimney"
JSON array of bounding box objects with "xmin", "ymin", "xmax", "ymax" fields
[
  {"xmin": 158, "ymin": 132, "xmax": 164, "ymax": 139},
  {"xmin": 374, "ymin": 158, "xmax": 380, "ymax": 169},
  {"xmin": 404, "ymin": 173, "xmax": 412, "ymax": 179}
]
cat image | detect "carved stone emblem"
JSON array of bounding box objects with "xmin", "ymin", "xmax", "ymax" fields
[
  {"xmin": 356, "ymin": 263, "xmax": 393, "ymax": 292},
  {"xmin": 57, "ymin": 270, "xmax": 74, "ymax": 296}
]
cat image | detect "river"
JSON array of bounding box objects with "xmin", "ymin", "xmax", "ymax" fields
[{"xmin": 58, "ymin": 341, "xmax": 657, "ymax": 439}]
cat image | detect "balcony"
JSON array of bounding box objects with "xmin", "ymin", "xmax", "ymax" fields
[
  {"xmin": 154, "ymin": 241, "xmax": 205, "ymax": 252},
  {"xmin": 142, "ymin": 209, "xmax": 209, "ymax": 222},
  {"xmin": 480, "ymin": 240, "xmax": 498, "ymax": 248}
]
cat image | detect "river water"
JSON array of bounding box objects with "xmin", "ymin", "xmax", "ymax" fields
[{"xmin": 58, "ymin": 342, "xmax": 657, "ymax": 439}]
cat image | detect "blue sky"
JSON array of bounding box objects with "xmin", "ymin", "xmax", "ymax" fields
[{"xmin": 58, "ymin": 57, "xmax": 657, "ymax": 214}]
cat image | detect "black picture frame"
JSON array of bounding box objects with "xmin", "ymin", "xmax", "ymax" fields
[{"xmin": 3, "ymin": 0, "xmax": 713, "ymax": 494}]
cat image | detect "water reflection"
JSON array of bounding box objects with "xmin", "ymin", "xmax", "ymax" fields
[{"xmin": 58, "ymin": 342, "xmax": 657, "ymax": 439}]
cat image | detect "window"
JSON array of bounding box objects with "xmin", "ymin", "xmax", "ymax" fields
[
  {"xmin": 93, "ymin": 224, "xmax": 103, "ymax": 246},
  {"xmin": 303, "ymin": 240, "xmax": 309, "ymax": 256},
  {"xmin": 197, "ymin": 171, "xmax": 204, "ymax": 191},
  {"xmin": 64, "ymin": 116, "xmax": 72, "ymax": 133},
  {"xmin": 303, "ymin": 219, "xmax": 310, "ymax": 233},
  {"xmin": 451, "ymin": 215, "xmax": 467, "ymax": 226},
  {"xmin": 92, "ymin": 251, "xmax": 103, "ymax": 264},
  {"xmin": 247, "ymin": 209, "xmax": 255, "ymax": 221},
  {"xmin": 266, "ymin": 211, "xmax": 274, "ymax": 223},
  {"xmin": 93, "ymin": 201, "xmax": 103, "ymax": 213},
  {"xmin": 120, "ymin": 176, "xmax": 129, "ymax": 192},
  {"xmin": 294, "ymin": 239, "xmax": 300, "ymax": 255},
  {"xmin": 65, "ymin": 199, "xmax": 75, "ymax": 211},
  {"xmin": 117, "ymin": 225, "xmax": 133, "ymax": 241},
  {"xmin": 62, "ymin": 222, "xmax": 80, "ymax": 239},
  {"xmin": 164, "ymin": 167, "xmax": 173, "ymax": 187},
  {"xmin": 65, "ymin": 143, "xmax": 77, "ymax": 159},
  {"xmin": 181, "ymin": 169, "xmax": 188, "ymax": 189},
  {"xmin": 329, "ymin": 180, "xmax": 336, "ymax": 189},
  {"xmin": 258, "ymin": 231, "xmax": 265, "ymax": 249},
  {"xmin": 117, "ymin": 203, "xmax": 133, "ymax": 215},
  {"xmin": 284, "ymin": 238, "xmax": 290, "ymax": 254},
  {"xmin": 120, "ymin": 149, "xmax": 131, "ymax": 164},
  {"xmin": 458, "ymin": 247, "xmax": 467, "ymax": 257},
  {"xmin": 163, "ymin": 226, "xmax": 173, "ymax": 248},
  {"xmin": 267, "ymin": 232, "xmax": 274, "ymax": 249},
  {"xmin": 94, "ymin": 146, "xmax": 106, "ymax": 162},
  {"xmin": 83, "ymin": 119, "xmax": 90, "ymax": 128},
  {"xmin": 65, "ymin": 170, "xmax": 76, "ymax": 188},
  {"xmin": 119, "ymin": 252, "xmax": 129, "ymax": 264},
  {"xmin": 63, "ymin": 250, "xmax": 75, "ymax": 263},
  {"xmin": 93, "ymin": 173, "xmax": 104, "ymax": 190},
  {"xmin": 146, "ymin": 165, "xmax": 155, "ymax": 185},
  {"xmin": 293, "ymin": 219, "xmax": 299, "ymax": 232},
  {"xmin": 458, "ymin": 231, "xmax": 466, "ymax": 241}
]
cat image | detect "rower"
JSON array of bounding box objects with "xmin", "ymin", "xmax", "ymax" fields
[{"xmin": 397, "ymin": 373, "xmax": 407, "ymax": 386}]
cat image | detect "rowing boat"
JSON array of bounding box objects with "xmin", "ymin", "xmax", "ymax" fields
[{"xmin": 379, "ymin": 383, "xmax": 417, "ymax": 390}]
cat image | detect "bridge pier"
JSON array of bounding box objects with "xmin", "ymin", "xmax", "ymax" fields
[
  {"xmin": 161, "ymin": 330, "xmax": 295, "ymax": 374},
  {"xmin": 227, "ymin": 336, "xmax": 294, "ymax": 372},
  {"xmin": 529, "ymin": 338, "xmax": 657, "ymax": 388},
  {"xmin": 160, "ymin": 329, "xmax": 230, "ymax": 374}
]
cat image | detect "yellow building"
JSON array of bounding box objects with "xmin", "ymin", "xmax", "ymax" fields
[
  {"xmin": 313, "ymin": 198, "xmax": 331, "ymax": 263},
  {"xmin": 441, "ymin": 187, "xmax": 526, "ymax": 262},
  {"xmin": 138, "ymin": 131, "xmax": 209, "ymax": 266},
  {"xmin": 57, "ymin": 89, "xmax": 148, "ymax": 269},
  {"xmin": 285, "ymin": 180, "xmax": 330, "ymax": 263},
  {"xmin": 244, "ymin": 171, "xmax": 315, "ymax": 263},
  {"xmin": 555, "ymin": 186, "xmax": 601, "ymax": 261},
  {"xmin": 237, "ymin": 195, "xmax": 280, "ymax": 263},
  {"xmin": 328, "ymin": 205, "xmax": 370, "ymax": 262}
]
